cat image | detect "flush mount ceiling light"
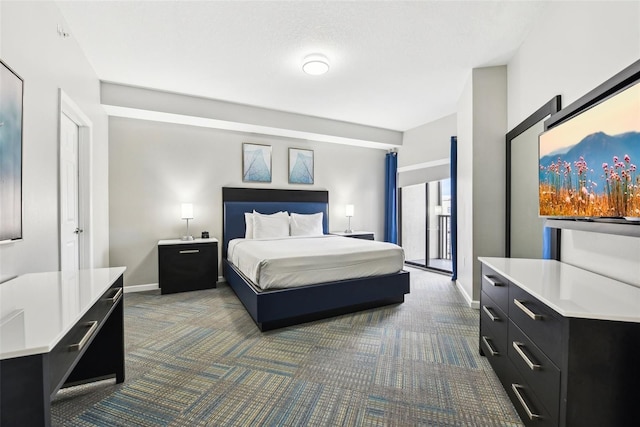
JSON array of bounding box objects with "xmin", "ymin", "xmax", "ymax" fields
[{"xmin": 302, "ymin": 54, "xmax": 330, "ymax": 76}]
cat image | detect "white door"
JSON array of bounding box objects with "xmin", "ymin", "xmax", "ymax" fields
[{"xmin": 60, "ymin": 113, "xmax": 80, "ymax": 271}]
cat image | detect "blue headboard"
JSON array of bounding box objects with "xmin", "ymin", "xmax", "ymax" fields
[{"xmin": 222, "ymin": 187, "xmax": 329, "ymax": 258}]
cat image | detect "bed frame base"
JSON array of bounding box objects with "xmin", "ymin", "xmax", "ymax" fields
[{"xmin": 224, "ymin": 260, "xmax": 410, "ymax": 331}]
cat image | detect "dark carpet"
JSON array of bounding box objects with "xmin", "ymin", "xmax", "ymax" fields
[{"xmin": 51, "ymin": 267, "xmax": 522, "ymax": 426}]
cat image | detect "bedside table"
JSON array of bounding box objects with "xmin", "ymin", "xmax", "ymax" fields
[
  {"xmin": 158, "ymin": 238, "xmax": 218, "ymax": 294},
  {"xmin": 330, "ymin": 231, "xmax": 375, "ymax": 240}
]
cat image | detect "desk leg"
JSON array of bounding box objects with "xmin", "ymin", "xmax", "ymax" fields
[{"xmin": 1, "ymin": 354, "xmax": 51, "ymax": 427}]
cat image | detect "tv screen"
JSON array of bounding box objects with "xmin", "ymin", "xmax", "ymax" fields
[
  {"xmin": 0, "ymin": 60, "xmax": 23, "ymax": 242},
  {"xmin": 539, "ymin": 81, "xmax": 640, "ymax": 220}
]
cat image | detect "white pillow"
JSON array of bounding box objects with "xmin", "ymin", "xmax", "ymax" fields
[
  {"xmin": 253, "ymin": 212, "xmax": 290, "ymax": 239},
  {"xmin": 290, "ymin": 212, "xmax": 324, "ymax": 236},
  {"xmin": 244, "ymin": 212, "xmax": 255, "ymax": 239},
  {"xmin": 244, "ymin": 211, "xmax": 288, "ymax": 239}
]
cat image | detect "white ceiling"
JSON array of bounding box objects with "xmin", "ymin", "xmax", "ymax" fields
[{"xmin": 56, "ymin": 1, "xmax": 548, "ymax": 132}]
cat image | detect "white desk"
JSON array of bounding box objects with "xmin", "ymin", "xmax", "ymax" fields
[{"xmin": 0, "ymin": 267, "xmax": 126, "ymax": 426}]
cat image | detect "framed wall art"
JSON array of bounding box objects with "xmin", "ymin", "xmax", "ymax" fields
[
  {"xmin": 289, "ymin": 148, "xmax": 314, "ymax": 184},
  {"xmin": 242, "ymin": 143, "xmax": 272, "ymax": 182},
  {"xmin": 0, "ymin": 59, "xmax": 24, "ymax": 242}
]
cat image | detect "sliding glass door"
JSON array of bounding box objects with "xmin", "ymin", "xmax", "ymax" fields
[{"xmin": 400, "ymin": 179, "xmax": 452, "ymax": 274}]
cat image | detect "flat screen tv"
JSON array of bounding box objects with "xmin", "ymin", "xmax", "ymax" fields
[
  {"xmin": 0, "ymin": 59, "xmax": 23, "ymax": 242},
  {"xmin": 539, "ymin": 80, "xmax": 640, "ymax": 220}
]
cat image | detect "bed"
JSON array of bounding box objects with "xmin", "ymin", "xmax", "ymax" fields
[{"xmin": 222, "ymin": 187, "xmax": 410, "ymax": 331}]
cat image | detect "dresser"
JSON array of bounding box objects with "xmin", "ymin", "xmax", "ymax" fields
[
  {"xmin": 478, "ymin": 257, "xmax": 640, "ymax": 426},
  {"xmin": 0, "ymin": 267, "xmax": 126, "ymax": 427},
  {"xmin": 158, "ymin": 238, "xmax": 218, "ymax": 294}
]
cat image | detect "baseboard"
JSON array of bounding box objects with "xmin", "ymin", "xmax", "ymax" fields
[
  {"xmin": 455, "ymin": 280, "xmax": 479, "ymax": 309},
  {"xmin": 124, "ymin": 283, "xmax": 159, "ymax": 294},
  {"xmin": 124, "ymin": 277, "xmax": 226, "ymax": 294}
]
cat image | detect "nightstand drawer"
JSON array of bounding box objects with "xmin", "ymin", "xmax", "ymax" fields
[
  {"xmin": 330, "ymin": 231, "xmax": 374, "ymax": 240},
  {"xmin": 158, "ymin": 240, "xmax": 218, "ymax": 294}
]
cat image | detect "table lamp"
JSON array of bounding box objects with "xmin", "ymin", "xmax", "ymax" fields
[
  {"xmin": 345, "ymin": 204, "xmax": 354, "ymax": 233},
  {"xmin": 181, "ymin": 203, "xmax": 194, "ymax": 241}
]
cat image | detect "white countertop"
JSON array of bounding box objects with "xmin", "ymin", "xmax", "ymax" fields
[
  {"xmin": 158, "ymin": 238, "xmax": 218, "ymax": 245},
  {"xmin": 478, "ymin": 257, "xmax": 640, "ymax": 323},
  {"xmin": 0, "ymin": 267, "xmax": 126, "ymax": 360}
]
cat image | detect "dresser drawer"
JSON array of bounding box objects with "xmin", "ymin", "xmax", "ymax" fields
[
  {"xmin": 481, "ymin": 265, "xmax": 509, "ymax": 314},
  {"xmin": 49, "ymin": 278, "xmax": 123, "ymax": 395},
  {"xmin": 509, "ymin": 285, "xmax": 563, "ymax": 366},
  {"xmin": 480, "ymin": 292, "xmax": 510, "ymax": 382},
  {"xmin": 505, "ymin": 362, "xmax": 557, "ymax": 427},
  {"xmin": 508, "ymin": 320, "xmax": 560, "ymax": 420}
]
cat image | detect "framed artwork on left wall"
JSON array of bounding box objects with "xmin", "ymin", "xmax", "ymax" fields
[
  {"xmin": 0, "ymin": 59, "xmax": 24, "ymax": 243},
  {"xmin": 242, "ymin": 143, "xmax": 272, "ymax": 182}
]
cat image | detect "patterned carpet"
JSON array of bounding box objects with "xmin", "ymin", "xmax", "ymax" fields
[{"xmin": 51, "ymin": 267, "xmax": 522, "ymax": 426}]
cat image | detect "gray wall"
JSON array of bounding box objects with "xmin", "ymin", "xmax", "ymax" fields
[
  {"xmin": 0, "ymin": 1, "xmax": 110, "ymax": 282},
  {"xmin": 109, "ymin": 117, "xmax": 387, "ymax": 287},
  {"xmin": 456, "ymin": 66, "xmax": 508, "ymax": 305}
]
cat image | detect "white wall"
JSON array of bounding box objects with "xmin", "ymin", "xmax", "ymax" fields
[
  {"xmin": 507, "ymin": 1, "xmax": 640, "ymax": 286},
  {"xmin": 399, "ymin": 114, "xmax": 456, "ymax": 168},
  {"xmin": 398, "ymin": 114, "xmax": 456, "ymax": 187},
  {"xmin": 109, "ymin": 117, "xmax": 386, "ymax": 287},
  {"xmin": 0, "ymin": 1, "xmax": 109, "ymax": 282}
]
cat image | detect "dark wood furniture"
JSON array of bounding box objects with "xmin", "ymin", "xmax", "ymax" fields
[
  {"xmin": 0, "ymin": 268, "xmax": 126, "ymax": 427},
  {"xmin": 222, "ymin": 187, "xmax": 410, "ymax": 331},
  {"xmin": 158, "ymin": 238, "xmax": 218, "ymax": 294},
  {"xmin": 479, "ymin": 257, "xmax": 640, "ymax": 427},
  {"xmin": 330, "ymin": 231, "xmax": 375, "ymax": 240}
]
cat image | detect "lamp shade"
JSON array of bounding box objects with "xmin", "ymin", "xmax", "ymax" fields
[
  {"xmin": 181, "ymin": 203, "xmax": 194, "ymax": 219},
  {"xmin": 345, "ymin": 204, "xmax": 354, "ymax": 217}
]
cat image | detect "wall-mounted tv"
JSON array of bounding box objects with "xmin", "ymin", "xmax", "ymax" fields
[
  {"xmin": 539, "ymin": 80, "xmax": 640, "ymax": 220},
  {"xmin": 0, "ymin": 59, "xmax": 24, "ymax": 242}
]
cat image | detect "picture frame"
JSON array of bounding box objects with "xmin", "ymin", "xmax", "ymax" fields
[
  {"xmin": 288, "ymin": 148, "xmax": 314, "ymax": 184},
  {"xmin": 0, "ymin": 59, "xmax": 24, "ymax": 243},
  {"xmin": 242, "ymin": 143, "xmax": 272, "ymax": 182}
]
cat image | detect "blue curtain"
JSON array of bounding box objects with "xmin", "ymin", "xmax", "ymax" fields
[
  {"xmin": 542, "ymin": 227, "xmax": 552, "ymax": 259},
  {"xmin": 450, "ymin": 136, "xmax": 458, "ymax": 281},
  {"xmin": 384, "ymin": 152, "xmax": 398, "ymax": 243}
]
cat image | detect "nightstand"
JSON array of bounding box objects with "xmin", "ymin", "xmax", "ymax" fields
[
  {"xmin": 330, "ymin": 231, "xmax": 375, "ymax": 240},
  {"xmin": 158, "ymin": 238, "xmax": 218, "ymax": 294}
]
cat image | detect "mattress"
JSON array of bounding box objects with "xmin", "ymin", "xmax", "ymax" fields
[{"xmin": 227, "ymin": 235, "xmax": 405, "ymax": 290}]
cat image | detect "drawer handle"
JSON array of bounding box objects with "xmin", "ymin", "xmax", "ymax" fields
[
  {"xmin": 511, "ymin": 384, "xmax": 542, "ymax": 420},
  {"xmin": 103, "ymin": 287, "xmax": 123, "ymax": 304},
  {"xmin": 512, "ymin": 341, "xmax": 541, "ymax": 370},
  {"xmin": 69, "ymin": 321, "xmax": 98, "ymax": 352},
  {"xmin": 513, "ymin": 299, "xmax": 543, "ymax": 320},
  {"xmin": 179, "ymin": 249, "xmax": 200, "ymax": 254},
  {"xmin": 483, "ymin": 275, "xmax": 504, "ymax": 287},
  {"xmin": 481, "ymin": 336, "xmax": 499, "ymax": 356},
  {"xmin": 482, "ymin": 305, "xmax": 500, "ymax": 322}
]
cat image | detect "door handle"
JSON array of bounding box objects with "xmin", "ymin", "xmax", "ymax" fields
[{"xmin": 74, "ymin": 228, "xmax": 84, "ymax": 234}]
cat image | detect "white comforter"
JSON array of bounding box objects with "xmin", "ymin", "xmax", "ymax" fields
[{"xmin": 227, "ymin": 235, "xmax": 405, "ymax": 290}]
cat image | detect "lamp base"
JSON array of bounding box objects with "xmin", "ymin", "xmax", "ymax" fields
[
  {"xmin": 181, "ymin": 235, "xmax": 194, "ymax": 241},
  {"xmin": 344, "ymin": 229, "xmax": 353, "ymax": 234}
]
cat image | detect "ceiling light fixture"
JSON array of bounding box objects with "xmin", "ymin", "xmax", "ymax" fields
[{"xmin": 302, "ymin": 54, "xmax": 330, "ymax": 76}]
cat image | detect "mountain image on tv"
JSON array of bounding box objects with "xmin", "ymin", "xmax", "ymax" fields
[{"xmin": 539, "ymin": 131, "xmax": 640, "ymax": 218}]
